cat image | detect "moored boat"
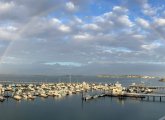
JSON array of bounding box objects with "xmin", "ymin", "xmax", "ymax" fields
[
  {"xmin": 13, "ymin": 95, "xmax": 22, "ymax": 101},
  {"xmin": 0, "ymin": 96, "xmax": 5, "ymax": 102}
]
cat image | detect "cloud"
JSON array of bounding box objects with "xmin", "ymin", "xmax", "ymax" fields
[
  {"xmin": 0, "ymin": 1, "xmax": 15, "ymax": 12},
  {"xmin": 66, "ymin": 2, "xmax": 76, "ymax": 11},
  {"xmin": 82, "ymin": 23, "xmax": 101, "ymax": 31},
  {"xmin": 58, "ymin": 25, "xmax": 71, "ymax": 32},
  {"xmin": 0, "ymin": 25, "xmax": 18, "ymax": 41},
  {"xmin": 113, "ymin": 6, "xmax": 128, "ymax": 14},
  {"xmin": 154, "ymin": 18, "xmax": 165, "ymax": 27},
  {"xmin": 0, "ymin": 0, "xmax": 66, "ymax": 22},
  {"xmin": 93, "ymin": 6, "xmax": 133, "ymax": 32},
  {"xmin": 141, "ymin": 41, "xmax": 162, "ymax": 50},
  {"xmin": 73, "ymin": 33, "xmax": 93, "ymax": 41},
  {"xmin": 136, "ymin": 18, "xmax": 150, "ymax": 29},
  {"xmin": 0, "ymin": 0, "xmax": 164, "ymax": 75},
  {"xmin": 142, "ymin": 3, "xmax": 157, "ymax": 16}
]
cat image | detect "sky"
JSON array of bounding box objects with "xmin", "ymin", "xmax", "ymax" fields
[{"xmin": 0, "ymin": 0, "xmax": 165, "ymax": 76}]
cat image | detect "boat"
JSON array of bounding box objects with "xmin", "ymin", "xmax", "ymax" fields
[
  {"xmin": 144, "ymin": 88, "xmax": 153, "ymax": 93},
  {"xmin": 22, "ymin": 94, "xmax": 28, "ymax": 99},
  {"xmin": 39, "ymin": 93, "xmax": 48, "ymax": 98},
  {"xmin": 47, "ymin": 91, "xmax": 54, "ymax": 96},
  {"xmin": 53, "ymin": 91, "xmax": 62, "ymax": 97},
  {"xmin": 93, "ymin": 95, "xmax": 99, "ymax": 99},
  {"xmin": 0, "ymin": 96, "xmax": 5, "ymax": 102},
  {"xmin": 28, "ymin": 94, "xmax": 36, "ymax": 100},
  {"xmin": 83, "ymin": 95, "xmax": 92, "ymax": 100},
  {"xmin": 13, "ymin": 95, "xmax": 22, "ymax": 101}
]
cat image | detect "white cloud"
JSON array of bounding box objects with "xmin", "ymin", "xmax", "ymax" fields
[
  {"xmin": 74, "ymin": 16, "xmax": 83, "ymax": 23},
  {"xmin": 6, "ymin": 26, "xmax": 18, "ymax": 31},
  {"xmin": 82, "ymin": 23, "xmax": 100, "ymax": 30},
  {"xmin": 0, "ymin": 25, "xmax": 17, "ymax": 31},
  {"xmin": 113, "ymin": 6, "xmax": 128, "ymax": 14},
  {"xmin": 0, "ymin": 1, "xmax": 15, "ymax": 12},
  {"xmin": 0, "ymin": 25, "xmax": 18, "ymax": 40},
  {"xmin": 51, "ymin": 18, "xmax": 62, "ymax": 25},
  {"xmin": 154, "ymin": 18, "xmax": 165, "ymax": 26},
  {"xmin": 58, "ymin": 25, "xmax": 71, "ymax": 32},
  {"xmin": 50, "ymin": 18, "xmax": 71, "ymax": 33},
  {"xmin": 141, "ymin": 42, "xmax": 162, "ymax": 50},
  {"xmin": 142, "ymin": 3, "xmax": 156, "ymax": 16},
  {"xmin": 74, "ymin": 33, "xmax": 93, "ymax": 40},
  {"xmin": 93, "ymin": 6, "xmax": 133, "ymax": 28},
  {"xmin": 132, "ymin": 34, "xmax": 145, "ymax": 40},
  {"xmin": 136, "ymin": 18, "xmax": 150, "ymax": 28},
  {"xmin": 117, "ymin": 15, "xmax": 133, "ymax": 27},
  {"xmin": 66, "ymin": 2, "xmax": 76, "ymax": 11}
]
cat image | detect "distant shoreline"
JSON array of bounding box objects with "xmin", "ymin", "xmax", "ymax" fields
[{"xmin": 97, "ymin": 75, "xmax": 157, "ymax": 79}]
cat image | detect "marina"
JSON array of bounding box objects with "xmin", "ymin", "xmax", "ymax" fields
[
  {"xmin": 0, "ymin": 79, "xmax": 165, "ymax": 103},
  {"xmin": 0, "ymin": 76, "xmax": 165, "ymax": 120}
]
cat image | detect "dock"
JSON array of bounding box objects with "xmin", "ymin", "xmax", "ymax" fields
[
  {"xmin": 83, "ymin": 92, "xmax": 165, "ymax": 102},
  {"xmin": 129, "ymin": 84, "xmax": 165, "ymax": 90},
  {"xmin": 0, "ymin": 81, "xmax": 165, "ymax": 103}
]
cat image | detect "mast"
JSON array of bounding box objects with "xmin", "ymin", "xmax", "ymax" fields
[{"xmin": 69, "ymin": 75, "xmax": 72, "ymax": 83}]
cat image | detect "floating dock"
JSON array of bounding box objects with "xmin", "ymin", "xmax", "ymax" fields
[
  {"xmin": 129, "ymin": 84, "xmax": 165, "ymax": 90},
  {"xmin": 83, "ymin": 93, "xmax": 165, "ymax": 102}
]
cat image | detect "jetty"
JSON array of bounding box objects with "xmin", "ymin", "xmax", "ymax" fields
[
  {"xmin": 82, "ymin": 82, "xmax": 165, "ymax": 102},
  {"xmin": 83, "ymin": 92, "xmax": 165, "ymax": 102},
  {"xmin": 129, "ymin": 84, "xmax": 165, "ymax": 90}
]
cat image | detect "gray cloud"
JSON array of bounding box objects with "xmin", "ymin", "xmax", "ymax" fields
[{"xmin": 0, "ymin": 0, "xmax": 164, "ymax": 75}]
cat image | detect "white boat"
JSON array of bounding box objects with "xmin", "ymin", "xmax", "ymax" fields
[
  {"xmin": 47, "ymin": 91, "xmax": 54, "ymax": 96},
  {"xmin": 53, "ymin": 91, "xmax": 61, "ymax": 97},
  {"xmin": 39, "ymin": 93, "xmax": 48, "ymax": 98},
  {"xmin": 22, "ymin": 94, "xmax": 28, "ymax": 99},
  {"xmin": 13, "ymin": 95, "xmax": 22, "ymax": 101},
  {"xmin": 93, "ymin": 95, "xmax": 99, "ymax": 99},
  {"xmin": 28, "ymin": 94, "xmax": 36, "ymax": 100},
  {"xmin": 84, "ymin": 95, "xmax": 92, "ymax": 100}
]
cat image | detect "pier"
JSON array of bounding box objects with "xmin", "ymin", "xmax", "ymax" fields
[
  {"xmin": 83, "ymin": 93, "xmax": 165, "ymax": 102},
  {"xmin": 129, "ymin": 84, "xmax": 165, "ymax": 90}
]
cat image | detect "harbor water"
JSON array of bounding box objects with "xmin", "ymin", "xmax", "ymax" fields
[{"xmin": 0, "ymin": 75, "xmax": 165, "ymax": 120}]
